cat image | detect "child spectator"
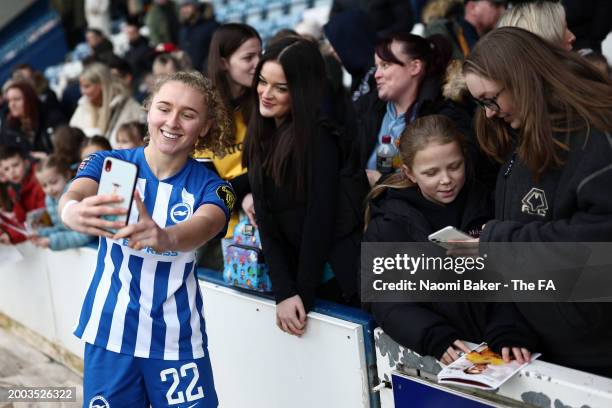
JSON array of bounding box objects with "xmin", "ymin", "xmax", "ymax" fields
[
  {"xmin": 114, "ymin": 121, "xmax": 146, "ymax": 150},
  {"xmin": 30, "ymin": 155, "xmax": 93, "ymax": 250},
  {"xmin": 0, "ymin": 146, "xmax": 45, "ymax": 243},
  {"xmin": 364, "ymin": 115, "xmax": 534, "ymax": 364},
  {"xmin": 52, "ymin": 126, "xmax": 86, "ymax": 172},
  {"xmin": 80, "ymin": 135, "xmax": 112, "ymax": 161}
]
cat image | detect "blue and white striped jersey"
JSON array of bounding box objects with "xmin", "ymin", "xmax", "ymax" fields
[{"xmin": 73, "ymin": 147, "xmax": 234, "ymax": 360}]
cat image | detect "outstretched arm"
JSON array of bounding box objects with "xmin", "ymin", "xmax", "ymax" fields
[{"xmin": 113, "ymin": 192, "xmax": 226, "ymax": 253}]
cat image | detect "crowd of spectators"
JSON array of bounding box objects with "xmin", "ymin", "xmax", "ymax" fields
[{"xmin": 1, "ymin": 0, "xmax": 612, "ymax": 381}]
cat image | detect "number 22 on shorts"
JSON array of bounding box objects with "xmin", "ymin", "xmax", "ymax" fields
[{"xmin": 160, "ymin": 362, "xmax": 204, "ymax": 405}]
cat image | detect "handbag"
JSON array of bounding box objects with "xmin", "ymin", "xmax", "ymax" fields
[{"xmin": 222, "ymin": 218, "xmax": 272, "ymax": 292}]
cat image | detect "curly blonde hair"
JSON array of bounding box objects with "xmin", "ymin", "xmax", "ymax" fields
[{"xmin": 143, "ymin": 71, "xmax": 233, "ymax": 157}]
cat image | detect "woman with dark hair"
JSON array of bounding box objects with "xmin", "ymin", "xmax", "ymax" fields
[
  {"xmin": 244, "ymin": 36, "xmax": 358, "ymax": 336},
  {"xmin": 462, "ymin": 27, "xmax": 612, "ymax": 377},
  {"xmin": 354, "ymin": 32, "xmax": 477, "ymax": 187},
  {"xmin": 195, "ymin": 23, "xmax": 261, "ymax": 228},
  {"xmin": 0, "ymin": 81, "xmax": 66, "ymax": 156}
]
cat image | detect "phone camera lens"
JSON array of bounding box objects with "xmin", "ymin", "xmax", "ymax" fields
[{"xmin": 105, "ymin": 161, "xmax": 112, "ymax": 172}]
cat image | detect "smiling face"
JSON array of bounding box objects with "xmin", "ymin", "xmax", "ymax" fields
[
  {"xmin": 225, "ymin": 37, "xmax": 262, "ymax": 90},
  {"xmin": 257, "ymin": 61, "xmax": 292, "ymax": 123},
  {"xmin": 403, "ymin": 141, "xmax": 465, "ymax": 205},
  {"xmin": 115, "ymin": 130, "xmax": 138, "ymax": 150},
  {"xmin": 374, "ymin": 40, "xmax": 421, "ymax": 104},
  {"xmin": 464, "ymin": 72, "xmax": 520, "ymax": 129},
  {"xmin": 36, "ymin": 167, "xmax": 68, "ymax": 199},
  {"xmin": 6, "ymin": 87, "xmax": 25, "ymax": 119},
  {"xmin": 147, "ymin": 81, "xmax": 210, "ymax": 158}
]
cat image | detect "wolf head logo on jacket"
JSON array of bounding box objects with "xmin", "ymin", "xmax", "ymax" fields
[{"xmin": 521, "ymin": 188, "xmax": 548, "ymax": 217}]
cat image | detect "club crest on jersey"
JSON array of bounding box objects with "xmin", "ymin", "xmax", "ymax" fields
[
  {"xmin": 170, "ymin": 202, "xmax": 193, "ymax": 223},
  {"xmin": 216, "ymin": 185, "xmax": 235, "ymax": 212},
  {"xmin": 89, "ymin": 395, "xmax": 110, "ymax": 408},
  {"xmin": 521, "ymin": 187, "xmax": 548, "ymax": 217}
]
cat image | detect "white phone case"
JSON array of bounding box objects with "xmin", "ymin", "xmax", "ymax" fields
[
  {"xmin": 97, "ymin": 157, "xmax": 138, "ymax": 231},
  {"xmin": 428, "ymin": 226, "xmax": 473, "ymax": 249}
]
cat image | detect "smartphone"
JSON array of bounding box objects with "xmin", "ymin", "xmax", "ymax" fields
[
  {"xmin": 96, "ymin": 157, "xmax": 138, "ymax": 232},
  {"xmin": 428, "ymin": 226, "xmax": 474, "ymax": 249}
]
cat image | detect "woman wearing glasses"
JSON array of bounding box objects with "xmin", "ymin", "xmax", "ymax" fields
[{"xmin": 463, "ymin": 27, "xmax": 612, "ymax": 377}]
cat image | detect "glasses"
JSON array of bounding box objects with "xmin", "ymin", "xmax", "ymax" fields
[{"xmin": 473, "ymin": 87, "xmax": 504, "ymax": 112}]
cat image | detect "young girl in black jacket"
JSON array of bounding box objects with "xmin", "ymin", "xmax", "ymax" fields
[
  {"xmin": 365, "ymin": 115, "xmax": 535, "ymax": 364},
  {"xmin": 244, "ymin": 37, "xmax": 360, "ymax": 337}
]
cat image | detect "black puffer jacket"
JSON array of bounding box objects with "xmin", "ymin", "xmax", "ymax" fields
[
  {"xmin": 364, "ymin": 181, "xmax": 490, "ymax": 243},
  {"xmin": 481, "ymin": 128, "xmax": 612, "ymax": 377}
]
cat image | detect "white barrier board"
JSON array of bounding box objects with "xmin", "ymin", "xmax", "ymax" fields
[{"xmin": 201, "ymin": 281, "xmax": 371, "ymax": 408}]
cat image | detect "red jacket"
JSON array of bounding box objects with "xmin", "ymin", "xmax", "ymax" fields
[{"xmin": 6, "ymin": 165, "xmax": 45, "ymax": 241}]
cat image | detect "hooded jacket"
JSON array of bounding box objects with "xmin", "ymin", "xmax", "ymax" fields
[
  {"xmin": 364, "ymin": 181, "xmax": 490, "ymax": 243},
  {"xmin": 481, "ymin": 128, "xmax": 612, "ymax": 377}
]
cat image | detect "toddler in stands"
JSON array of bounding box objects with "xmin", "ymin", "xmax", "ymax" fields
[
  {"xmin": 114, "ymin": 121, "xmax": 146, "ymax": 149},
  {"xmin": 30, "ymin": 155, "xmax": 92, "ymax": 250},
  {"xmin": 0, "ymin": 146, "xmax": 45, "ymax": 244},
  {"xmin": 79, "ymin": 135, "xmax": 112, "ymax": 160}
]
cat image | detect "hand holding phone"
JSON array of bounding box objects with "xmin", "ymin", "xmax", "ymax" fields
[
  {"xmin": 96, "ymin": 157, "xmax": 138, "ymax": 232},
  {"xmin": 428, "ymin": 226, "xmax": 475, "ymax": 250}
]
